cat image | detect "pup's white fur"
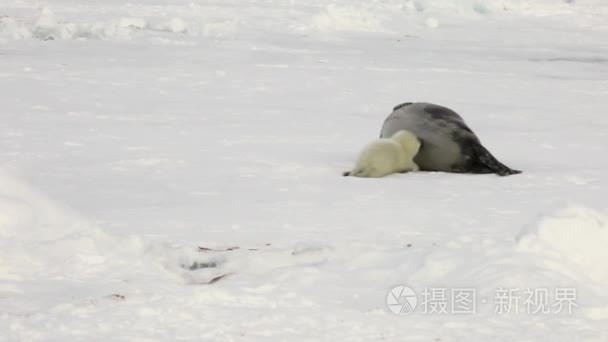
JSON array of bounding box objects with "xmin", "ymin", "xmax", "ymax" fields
[{"xmin": 343, "ymin": 130, "xmax": 421, "ymax": 178}]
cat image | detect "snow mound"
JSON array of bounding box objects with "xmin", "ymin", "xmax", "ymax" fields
[
  {"xmin": 0, "ymin": 167, "xmax": 230, "ymax": 289},
  {"xmin": 0, "ymin": 8, "xmax": 198, "ymax": 41},
  {"xmin": 406, "ymin": 205, "xmax": 608, "ymax": 315},
  {"xmin": 0, "ymin": 168, "xmax": 85, "ymax": 240},
  {"xmin": 0, "ymin": 14, "xmax": 137, "ymax": 41},
  {"xmin": 517, "ymin": 206, "xmax": 608, "ymax": 284},
  {"xmin": 310, "ymin": 5, "xmax": 387, "ymax": 33},
  {"xmin": 408, "ymin": 0, "xmax": 608, "ymax": 16},
  {"xmin": 305, "ymin": 0, "xmax": 608, "ymax": 34},
  {"xmin": 0, "ymin": 168, "xmax": 136, "ymax": 280},
  {"xmin": 2, "ymin": 2, "xmax": 607, "ymax": 41}
]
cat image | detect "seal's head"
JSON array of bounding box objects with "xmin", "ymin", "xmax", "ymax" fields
[{"xmin": 390, "ymin": 130, "xmax": 421, "ymax": 157}]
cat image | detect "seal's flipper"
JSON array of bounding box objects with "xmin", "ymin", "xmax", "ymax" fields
[{"xmin": 473, "ymin": 144, "xmax": 521, "ymax": 176}]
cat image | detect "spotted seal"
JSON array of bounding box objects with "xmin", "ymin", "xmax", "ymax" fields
[{"xmin": 380, "ymin": 102, "xmax": 521, "ymax": 176}]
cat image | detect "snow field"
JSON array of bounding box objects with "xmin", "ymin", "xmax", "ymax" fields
[
  {"xmin": 2, "ymin": 167, "xmax": 608, "ymax": 339},
  {"xmin": 1, "ymin": 0, "xmax": 608, "ymax": 340}
]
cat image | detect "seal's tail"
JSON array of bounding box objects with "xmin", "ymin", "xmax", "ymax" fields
[{"xmin": 474, "ymin": 144, "xmax": 522, "ymax": 176}]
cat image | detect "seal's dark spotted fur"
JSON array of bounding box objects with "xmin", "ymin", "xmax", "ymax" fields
[{"xmin": 380, "ymin": 102, "xmax": 521, "ymax": 176}]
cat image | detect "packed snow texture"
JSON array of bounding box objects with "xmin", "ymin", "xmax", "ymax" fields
[{"xmin": 1, "ymin": 0, "xmax": 608, "ymax": 340}]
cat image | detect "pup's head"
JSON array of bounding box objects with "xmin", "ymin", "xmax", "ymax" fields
[{"xmin": 391, "ymin": 130, "xmax": 421, "ymax": 156}]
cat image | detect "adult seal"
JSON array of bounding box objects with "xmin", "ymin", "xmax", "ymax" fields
[{"xmin": 380, "ymin": 102, "xmax": 521, "ymax": 176}]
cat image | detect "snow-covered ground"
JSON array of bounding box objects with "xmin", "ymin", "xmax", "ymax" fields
[{"xmin": 1, "ymin": 0, "xmax": 608, "ymax": 340}]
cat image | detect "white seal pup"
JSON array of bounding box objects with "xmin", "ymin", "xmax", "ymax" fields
[
  {"xmin": 343, "ymin": 130, "xmax": 421, "ymax": 178},
  {"xmin": 380, "ymin": 102, "xmax": 521, "ymax": 176}
]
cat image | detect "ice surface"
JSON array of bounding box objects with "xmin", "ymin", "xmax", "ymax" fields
[{"xmin": 1, "ymin": 0, "xmax": 608, "ymax": 340}]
